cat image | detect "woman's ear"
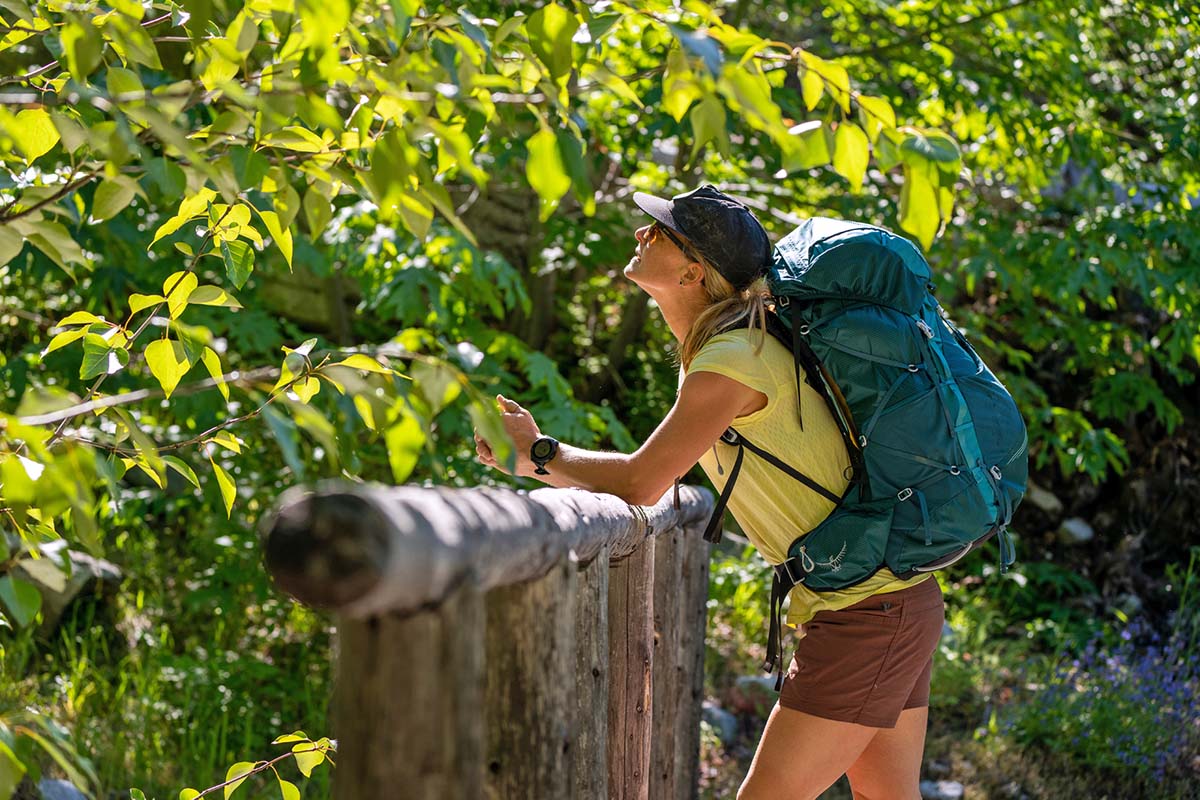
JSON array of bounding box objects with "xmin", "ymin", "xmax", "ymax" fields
[{"xmin": 681, "ymin": 264, "xmax": 704, "ymax": 286}]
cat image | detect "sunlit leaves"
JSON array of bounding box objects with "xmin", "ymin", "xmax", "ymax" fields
[
  {"xmin": 384, "ymin": 410, "xmax": 425, "ymax": 483},
  {"xmin": 221, "ymin": 240, "xmax": 254, "ymax": 289},
  {"xmin": 80, "ymin": 333, "xmax": 129, "ymax": 379},
  {"xmin": 144, "ymin": 339, "xmax": 192, "ymax": 398},
  {"xmin": 856, "ymin": 95, "xmax": 896, "ymax": 145},
  {"xmin": 832, "ymin": 121, "xmax": 870, "ymax": 194},
  {"xmin": 163, "ymin": 271, "xmax": 198, "ymax": 320},
  {"xmin": 223, "ymin": 762, "xmax": 255, "ymax": 799},
  {"xmin": 92, "ymin": 177, "xmax": 139, "ymax": 221},
  {"xmin": 899, "ymin": 163, "xmax": 940, "ymax": 250},
  {"xmin": 9, "ymin": 109, "xmax": 60, "ymax": 163},
  {"xmin": 524, "ymin": 3, "xmax": 579, "ymax": 83},
  {"xmin": 688, "ymin": 95, "xmax": 727, "ymax": 164},
  {"xmin": 525, "ymin": 126, "xmax": 570, "ymax": 221},
  {"xmin": 209, "ymin": 458, "xmax": 236, "ymax": 518},
  {"xmin": 0, "ymin": 575, "xmax": 41, "ymax": 628}
]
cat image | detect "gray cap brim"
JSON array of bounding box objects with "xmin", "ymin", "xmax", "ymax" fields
[{"xmin": 632, "ymin": 191, "xmax": 684, "ymax": 234}]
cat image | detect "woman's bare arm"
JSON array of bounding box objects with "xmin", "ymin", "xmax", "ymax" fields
[{"xmin": 474, "ymin": 370, "xmax": 766, "ymax": 505}]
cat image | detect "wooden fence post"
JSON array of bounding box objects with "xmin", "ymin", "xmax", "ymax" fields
[
  {"xmin": 574, "ymin": 543, "xmax": 610, "ymax": 799},
  {"xmin": 678, "ymin": 524, "xmax": 711, "ymax": 800},
  {"xmin": 607, "ymin": 539, "xmax": 656, "ymax": 800},
  {"xmin": 651, "ymin": 526, "xmax": 685, "ymax": 800},
  {"xmin": 332, "ymin": 581, "xmax": 485, "ymax": 800},
  {"xmin": 485, "ymin": 557, "xmax": 578, "ymax": 799}
]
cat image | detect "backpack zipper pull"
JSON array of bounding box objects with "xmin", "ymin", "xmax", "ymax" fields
[{"xmin": 713, "ymin": 445, "xmax": 724, "ymax": 476}]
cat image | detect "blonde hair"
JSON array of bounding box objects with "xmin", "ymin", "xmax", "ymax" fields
[{"xmin": 678, "ymin": 255, "xmax": 773, "ymax": 369}]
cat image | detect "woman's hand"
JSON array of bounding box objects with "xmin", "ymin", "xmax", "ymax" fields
[{"xmin": 474, "ymin": 394, "xmax": 541, "ymax": 477}]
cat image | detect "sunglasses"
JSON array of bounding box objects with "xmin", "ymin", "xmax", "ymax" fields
[{"xmin": 650, "ymin": 221, "xmax": 702, "ymax": 263}]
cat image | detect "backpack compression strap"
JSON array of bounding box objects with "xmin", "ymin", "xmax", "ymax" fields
[{"xmin": 701, "ymin": 429, "xmax": 841, "ymax": 544}]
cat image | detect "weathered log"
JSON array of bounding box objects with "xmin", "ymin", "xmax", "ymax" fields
[
  {"xmin": 485, "ymin": 558, "xmax": 577, "ymax": 799},
  {"xmin": 608, "ymin": 540, "xmax": 655, "ymax": 800},
  {"xmin": 651, "ymin": 526, "xmax": 685, "ymax": 800},
  {"xmin": 261, "ymin": 483, "xmax": 712, "ymax": 617},
  {"xmin": 332, "ymin": 581, "xmax": 485, "ymax": 800},
  {"xmin": 678, "ymin": 525, "xmax": 711, "ymax": 800},
  {"xmin": 574, "ymin": 542, "xmax": 610, "ymax": 799}
]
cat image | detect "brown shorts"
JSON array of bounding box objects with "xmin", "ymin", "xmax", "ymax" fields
[{"xmin": 779, "ymin": 577, "xmax": 944, "ymax": 728}]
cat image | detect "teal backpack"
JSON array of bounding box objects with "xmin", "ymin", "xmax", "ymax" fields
[{"xmin": 698, "ymin": 217, "xmax": 1029, "ymax": 687}]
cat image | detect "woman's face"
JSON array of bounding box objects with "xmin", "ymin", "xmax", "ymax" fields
[{"xmin": 624, "ymin": 222, "xmax": 697, "ymax": 295}]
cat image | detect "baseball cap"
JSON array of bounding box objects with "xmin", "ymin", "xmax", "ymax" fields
[{"xmin": 632, "ymin": 185, "xmax": 772, "ymax": 290}]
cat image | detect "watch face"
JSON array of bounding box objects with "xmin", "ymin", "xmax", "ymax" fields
[{"xmin": 532, "ymin": 439, "xmax": 555, "ymax": 459}]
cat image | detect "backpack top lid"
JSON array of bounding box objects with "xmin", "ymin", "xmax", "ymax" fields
[{"xmin": 770, "ymin": 217, "xmax": 933, "ymax": 315}]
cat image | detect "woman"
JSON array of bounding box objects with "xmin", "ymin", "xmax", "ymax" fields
[{"xmin": 474, "ymin": 185, "xmax": 944, "ymax": 800}]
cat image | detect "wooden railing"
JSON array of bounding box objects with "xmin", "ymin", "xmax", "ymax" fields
[{"xmin": 261, "ymin": 482, "xmax": 715, "ymax": 800}]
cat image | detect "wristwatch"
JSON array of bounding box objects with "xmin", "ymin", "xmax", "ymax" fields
[{"xmin": 530, "ymin": 436, "xmax": 560, "ymax": 475}]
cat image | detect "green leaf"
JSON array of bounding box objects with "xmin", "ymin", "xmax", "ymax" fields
[
  {"xmin": 145, "ymin": 338, "xmax": 192, "ymax": 398},
  {"xmin": 524, "ymin": 3, "xmax": 579, "ymax": 81},
  {"xmin": 412, "ymin": 360, "xmax": 462, "ymax": 415},
  {"xmin": 61, "ymin": 17, "xmax": 102, "ymax": 83},
  {"xmin": 163, "ymin": 271, "xmax": 198, "ymax": 319},
  {"xmin": 80, "ymin": 333, "xmax": 129, "ymax": 380},
  {"xmin": 832, "ymin": 121, "xmax": 870, "ymax": 194},
  {"xmin": 783, "ymin": 120, "xmax": 831, "ymax": 171},
  {"xmin": 224, "ymin": 761, "xmax": 256, "ymax": 799},
  {"xmin": 163, "ymin": 455, "xmax": 200, "ymax": 489},
  {"xmin": 189, "ymin": 285, "xmax": 243, "ymax": 310},
  {"xmin": 661, "ymin": 47, "xmax": 700, "ymax": 122},
  {"xmin": 0, "ymin": 740, "xmax": 26, "ymax": 800},
  {"xmin": 42, "ymin": 327, "xmax": 88, "ymax": 357},
  {"xmin": 302, "ymin": 186, "xmax": 332, "ymax": 239},
  {"xmin": 209, "ymin": 458, "xmax": 236, "ymax": 518},
  {"xmin": 10, "ymin": 108, "xmax": 59, "ymax": 163},
  {"xmin": 0, "ymin": 575, "xmax": 41, "ymax": 628},
  {"xmin": 151, "ymin": 188, "xmax": 217, "ymax": 246},
  {"xmin": 797, "ymin": 56, "xmax": 824, "ymax": 111},
  {"xmin": 330, "ymin": 354, "xmax": 393, "ymax": 374},
  {"xmin": 180, "ymin": 789, "xmax": 200, "ymax": 800},
  {"xmin": 260, "ymin": 126, "xmax": 326, "ymax": 153},
  {"xmin": 292, "ymin": 744, "xmax": 324, "ymax": 777},
  {"xmin": 107, "ymin": 65, "xmax": 144, "ymax": 101},
  {"xmin": 0, "ymin": 225, "xmax": 23, "ymax": 266},
  {"xmin": 255, "ymin": 208, "xmax": 293, "ymax": 268},
  {"xmin": 384, "ymin": 410, "xmax": 425, "ymax": 483},
  {"xmin": 201, "ymin": 347, "xmax": 229, "ymax": 402},
  {"xmin": 221, "ymin": 240, "xmax": 254, "ymax": 289},
  {"xmin": 899, "ymin": 165, "xmax": 939, "ymax": 251},
  {"xmin": 526, "ymin": 126, "xmax": 571, "ymax": 222},
  {"xmin": 856, "ymin": 95, "xmax": 896, "ymax": 144},
  {"xmin": 129, "ymin": 791, "xmax": 146, "ymax": 800},
  {"xmin": 276, "ymin": 778, "xmax": 299, "ymax": 800},
  {"xmin": 55, "ymin": 310, "xmax": 104, "ymax": 327},
  {"xmin": 210, "ymin": 431, "xmax": 242, "ymax": 454},
  {"xmin": 261, "ymin": 405, "xmax": 305, "ymax": 479},
  {"xmin": 271, "ymin": 731, "xmax": 309, "ymax": 745},
  {"xmin": 899, "ymin": 127, "xmax": 961, "ymax": 169},
  {"xmin": 92, "ymin": 177, "xmax": 138, "ymax": 221},
  {"xmin": 292, "ymin": 376, "xmax": 320, "ymax": 404},
  {"xmin": 688, "ymin": 95, "xmax": 727, "ymax": 164},
  {"xmin": 128, "ymin": 293, "xmax": 165, "ymax": 315}
]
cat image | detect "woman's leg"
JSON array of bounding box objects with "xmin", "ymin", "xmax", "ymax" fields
[
  {"xmin": 844, "ymin": 706, "xmax": 928, "ymax": 800},
  {"xmin": 736, "ymin": 703, "xmax": 881, "ymax": 800}
]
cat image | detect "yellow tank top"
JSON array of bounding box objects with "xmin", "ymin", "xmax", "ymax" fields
[{"xmin": 682, "ymin": 328, "xmax": 931, "ymax": 628}]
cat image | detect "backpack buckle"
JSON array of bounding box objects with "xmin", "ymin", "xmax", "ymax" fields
[
  {"xmin": 775, "ymin": 295, "xmax": 790, "ymax": 308},
  {"xmin": 720, "ymin": 428, "xmax": 740, "ymax": 446},
  {"xmin": 776, "ymin": 557, "xmax": 806, "ymax": 586},
  {"xmin": 897, "ymin": 487, "xmax": 913, "ymax": 502}
]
